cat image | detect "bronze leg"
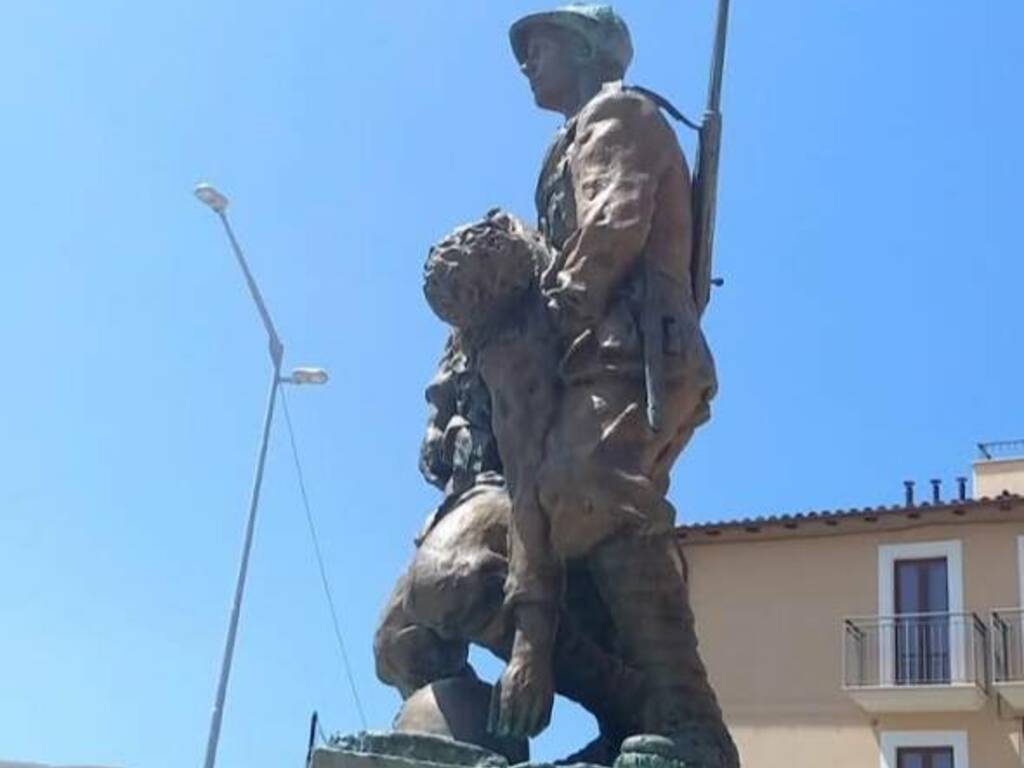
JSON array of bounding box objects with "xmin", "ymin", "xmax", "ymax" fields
[{"xmin": 374, "ymin": 567, "xmax": 474, "ymax": 698}]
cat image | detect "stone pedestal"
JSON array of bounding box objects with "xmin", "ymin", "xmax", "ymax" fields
[
  {"xmin": 310, "ymin": 731, "xmax": 699, "ymax": 768},
  {"xmin": 311, "ymin": 732, "xmax": 508, "ymax": 768},
  {"xmin": 311, "ymin": 677, "xmax": 727, "ymax": 768}
]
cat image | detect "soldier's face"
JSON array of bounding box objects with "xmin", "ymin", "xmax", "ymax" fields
[{"xmin": 521, "ymin": 28, "xmax": 584, "ymax": 114}]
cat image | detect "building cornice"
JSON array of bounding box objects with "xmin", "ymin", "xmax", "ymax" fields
[{"xmin": 677, "ymin": 494, "xmax": 1024, "ymax": 545}]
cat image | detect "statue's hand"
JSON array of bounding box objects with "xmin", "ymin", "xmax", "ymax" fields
[
  {"xmin": 543, "ymin": 283, "xmax": 591, "ymax": 343},
  {"xmin": 488, "ymin": 630, "xmax": 554, "ymax": 739}
]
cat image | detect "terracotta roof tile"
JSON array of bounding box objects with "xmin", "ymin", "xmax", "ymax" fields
[{"xmin": 678, "ymin": 493, "xmax": 1023, "ymax": 533}]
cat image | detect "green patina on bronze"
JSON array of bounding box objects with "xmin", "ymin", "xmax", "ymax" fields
[{"xmin": 509, "ymin": 4, "xmax": 633, "ymax": 76}]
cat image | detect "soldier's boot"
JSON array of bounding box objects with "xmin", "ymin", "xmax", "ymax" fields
[{"xmin": 588, "ymin": 532, "xmax": 740, "ymax": 768}]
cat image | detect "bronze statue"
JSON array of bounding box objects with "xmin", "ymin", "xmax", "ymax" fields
[{"xmin": 372, "ymin": 5, "xmax": 738, "ymax": 767}]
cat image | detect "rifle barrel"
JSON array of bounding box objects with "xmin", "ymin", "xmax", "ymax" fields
[{"xmin": 705, "ymin": 0, "xmax": 731, "ymax": 113}]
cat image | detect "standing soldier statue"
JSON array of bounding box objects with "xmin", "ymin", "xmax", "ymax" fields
[
  {"xmin": 497, "ymin": 3, "xmax": 735, "ymax": 764},
  {"xmin": 368, "ymin": 4, "xmax": 738, "ymax": 768}
]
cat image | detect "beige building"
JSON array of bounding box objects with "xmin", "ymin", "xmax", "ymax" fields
[{"xmin": 682, "ymin": 444, "xmax": 1024, "ymax": 768}]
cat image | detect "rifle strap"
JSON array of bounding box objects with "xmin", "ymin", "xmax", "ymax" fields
[{"xmin": 625, "ymin": 85, "xmax": 701, "ymax": 132}]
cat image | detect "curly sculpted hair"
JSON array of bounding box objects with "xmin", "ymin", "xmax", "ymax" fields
[{"xmin": 423, "ymin": 209, "xmax": 551, "ymax": 331}]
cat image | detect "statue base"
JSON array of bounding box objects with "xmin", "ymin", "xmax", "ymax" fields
[
  {"xmin": 311, "ymin": 731, "xmax": 710, "ymax": 768},
  {"xmin": 311, "ymin": 731, "xmax": 509, "ymax": 768},
  {"xmin": 312, "ymin": 676, "xmax": 727, "ymax": 768}
]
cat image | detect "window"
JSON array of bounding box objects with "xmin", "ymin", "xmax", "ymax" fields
[
  {"xmin": 878, "ymin": 541, "xmax": 964, "ymax": 684},
  {"xmin": 880, "ymin": 731, "xmax": 967, "ymax": 768},
  {"xmin": 894, "ymin": 557, "xmax": 950, "ymax": 684},
  {"xmin": 897, "ymin": 746, "xmax": 954, "ymax": 768}
]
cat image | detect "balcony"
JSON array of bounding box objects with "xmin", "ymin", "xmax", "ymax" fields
[
  {"xmin": 992, "ymin": 608, "xmax": 1024, "ymax": 709},
  {"xmin": 842, "ymin": 612, "xmax": 989, "ymax": 712}
]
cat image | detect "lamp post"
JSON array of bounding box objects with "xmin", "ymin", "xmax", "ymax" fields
[{"xmin": 194, "ymin": 182, "xmax": 328, "ymax": 768}]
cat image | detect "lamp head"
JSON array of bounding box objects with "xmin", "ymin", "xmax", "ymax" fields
[
  {"xmin": 194, "ymin": 183, "xmax": 229, "ymax": 213},
  {"xmin": 287, "ymin": 367, "xmax": 329, "ymax": 386}
]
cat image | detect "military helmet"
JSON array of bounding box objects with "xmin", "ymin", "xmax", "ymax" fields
[{"xmin": 509, "ymin": 4, "xmax": 633, "ymax": 78}]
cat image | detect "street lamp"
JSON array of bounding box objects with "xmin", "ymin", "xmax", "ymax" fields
[
  {"xmin": 283, "ymin": 366, "xmax": 330, "ymax": 386},
  {"xmin": 194, "ymin": 182, "xmax": 327, "ymax": 768}
]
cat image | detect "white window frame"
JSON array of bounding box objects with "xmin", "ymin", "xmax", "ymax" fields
[
  {"xmin": 1017, "ymin": 535, "xmax": 1024, "ymax": 605},
  {"xmin": 991, "ymin": 536, "xmax": 1024, "ymax": 684},
  {"xmin": 878, "ymin": 540, "xmax": 965, "ymax": 684},
  {"xmin": 1013, "ymin": 535, "xmax": 1024, "ymax": 680},
  {"xmin": 879, "ymin": 729, "xmax": 968, "ymax": 768}
]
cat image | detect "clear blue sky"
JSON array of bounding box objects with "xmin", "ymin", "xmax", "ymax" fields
[{"xmin": 0, "ymin": 2, "xmax": 1021, "ymax": 766}]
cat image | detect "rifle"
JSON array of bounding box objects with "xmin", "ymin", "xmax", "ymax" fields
[
  {"xmin": 692, "ymin": 0, "xmax": 731, "ymax": 318},
  {"xmin": 645, "ymin": 0, "xmax": 731, "ymax": 431}
]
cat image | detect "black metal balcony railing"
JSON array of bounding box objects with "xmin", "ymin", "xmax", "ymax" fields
[
  {"xmin": 843, "ymin": 612, "xmax": 988, "ymax": 690},
  {"xmin": 992, "ymin": 609, "xmax": 1024, "ymax": 683}
]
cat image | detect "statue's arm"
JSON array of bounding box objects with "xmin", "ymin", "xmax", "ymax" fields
[{"xmin": 545, "ymin": 91, "xmax": 676, "ymax": 337}]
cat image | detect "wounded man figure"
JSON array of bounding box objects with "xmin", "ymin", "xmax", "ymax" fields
[
  {"xmin": 377, "ymin": 211, "xmax": 648, "ymax": 762},
  {"xmin": 422, "ymin": 209, "xmax": 569, "ymax": 734},
  {"xmin": 424, "ymin": 210, "xmax": 565, "ymax": 655}
]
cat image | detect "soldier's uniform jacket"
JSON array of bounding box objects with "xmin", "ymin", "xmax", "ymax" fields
[{"xmin": 537, "ymin": 80, "xmax": 716, "ymax": 396}]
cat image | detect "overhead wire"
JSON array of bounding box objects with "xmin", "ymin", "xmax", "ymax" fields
[{"xmin": 280, "ymin": 386, "xmax": 369, "ymax": 731}]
